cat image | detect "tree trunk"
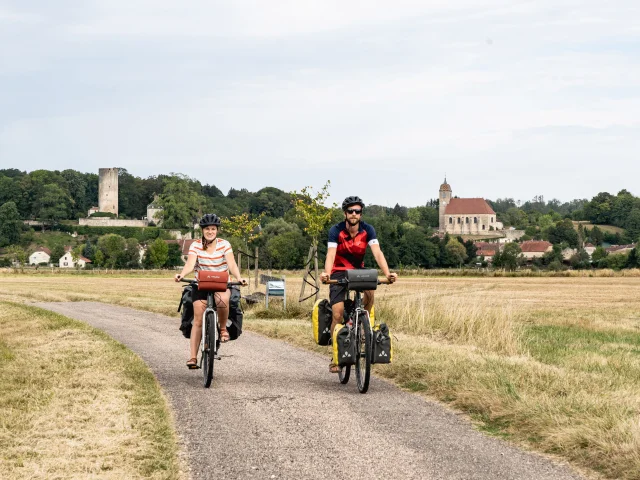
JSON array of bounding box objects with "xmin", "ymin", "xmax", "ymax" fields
[{"xmin": 299, "ymin": 245, "xmax": 315, "ymax": 302}]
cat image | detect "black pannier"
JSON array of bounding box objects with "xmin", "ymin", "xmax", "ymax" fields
[
  {"xmin": 178, "ymin": 283, "xmax": 194, "ymax": 338},
  {"xmin": 346, "ymin": 269, "xmax": 378, "ymax": 291},
  {"xmin": 333, "ymin": 325, "xmax": 357, "ymax": 366},
  {"xmin": 372, "ymin": 322, "xmax": 392, "ymax": 364},
  {"xmin": 226, "ymin": 285, "xmax": 243, "ymax": 340}
]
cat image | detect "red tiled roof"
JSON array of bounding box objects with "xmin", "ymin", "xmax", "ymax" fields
[
  {"xmin": 444, "ymin": 198, "xmax": 495, "ymax": 215},
  {"xmin": 477, "ymin": 249, "xmax": 496, "ymax": 257},
  {"xmin": 520, "ymin": 240, "xmax": 553, "ymax": 253},
  {"xmin": 64, "ymin": 246, "xmax": 73, "ymax": 253},
  {"xmin": 35, "ymin": 246, "xmax": 51, "ymax": 255},
  {"xmin": 474, "ymin": 241, "xmax": 498, "ymax": 251},
  {"xmin": 79, "ymin": 256, "xmax": 92, "ymax": 263},
  {"xmin": 165, "ymin": 239, "xmax": 197, "ymax": 256},
  {"xmin": 440, "ymin": 182, "xmax": 451, "ymax": 192},
  {"xmin": 584, "ymin": 243, "xmax": 594, "ymax": 248}
]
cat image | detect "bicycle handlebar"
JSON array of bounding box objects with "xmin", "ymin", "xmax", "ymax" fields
[
  {"xmin": 179, "ymin": 278, "xmax": 248, "ymax": 286},
  {"xmin": 323, "ymin": 278, "xmax": 394, "ymax": 285}
]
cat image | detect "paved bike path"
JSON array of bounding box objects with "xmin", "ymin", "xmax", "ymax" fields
[{"xmin": 36, "ymin": 302, "xmax": 584, "ymax": 480}]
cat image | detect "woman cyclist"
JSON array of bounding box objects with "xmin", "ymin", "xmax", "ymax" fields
[{"xmin": 175, "ymin": 214, "xmax": 246, "ymax": 369}]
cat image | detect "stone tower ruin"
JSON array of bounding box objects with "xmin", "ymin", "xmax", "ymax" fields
[{"xmin": 98, "ymin": 168, "xmax": 119, "ymax": 216}]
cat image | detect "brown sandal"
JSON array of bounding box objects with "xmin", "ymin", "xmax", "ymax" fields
[
  {"xmin": 186, "ymin": 358, "xmax": 199, "ymax": 369},
  {"xmin": 329, "ymin": 363, "xmax": 340, "ymax": 373},
  {"xmin": 220, "ymin": 330, "xmax": 230, "ymax": 343}
]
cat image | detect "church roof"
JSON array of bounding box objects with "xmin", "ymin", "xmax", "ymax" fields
[
  {"xmin": 439, "ymin": 181, "xmax": 451, "ymax": 192},
  {"xmin": 444, "ymin": 198, "xmax": 495, "ymax": 215}
]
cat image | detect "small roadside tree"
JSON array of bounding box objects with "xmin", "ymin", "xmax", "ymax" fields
[
  {"xmin": 291, "ymin": 181, "xmax": 336, "ymax": 301},
  {"xmin": 147, "ymin": 238, "xmax": 168, "ymax": 268}
]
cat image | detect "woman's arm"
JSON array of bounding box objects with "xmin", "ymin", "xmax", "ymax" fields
[
  {"xmin": 175, "ymin": 253, "xmax": 197, "ymax": 281},
  {"xmin": 225, "ymin": 251, "xmax": 245, "ymax": 283}
]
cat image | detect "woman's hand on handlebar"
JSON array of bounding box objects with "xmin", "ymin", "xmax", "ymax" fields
[
  {"xmin": 239, "ymin": 278, "xmax": 248, "ymax": 286},
  {"xmin": 174, "ymin": 273, "xmax": 184, "ymax": 282}
]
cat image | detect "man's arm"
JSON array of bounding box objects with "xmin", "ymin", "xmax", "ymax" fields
[
  {"xmin": 369, "ymin": 243, "xmax": 397, "ymax": 283},
  {"xmin": 320, "ymin": 247, "xmax": 337, "ymax": 282}
]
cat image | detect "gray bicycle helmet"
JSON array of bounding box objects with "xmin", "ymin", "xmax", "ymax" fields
[
  {"xmin": 342, "ymin": 196, "xmax": 365, "ymax": 211},
  {"xmin": 199, "ymin": 213, "xmax": 221, "ymax": 227}
]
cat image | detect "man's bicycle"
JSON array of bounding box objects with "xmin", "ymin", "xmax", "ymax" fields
[
  {"xmin": 324, "ymin": 269, "xmax": 391, "ymax": 394},
  {"xmin": 181, "ymin": 273, "xmax": 245, "ymax": 388}
]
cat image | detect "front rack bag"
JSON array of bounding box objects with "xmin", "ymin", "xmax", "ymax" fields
[
  {"xmin": 346, "ymin": 269, "xmax": 378, "ymax": 291},
  {"xmin": 198, "ymin": 270, "xmax": 229, "ymax": 292}
]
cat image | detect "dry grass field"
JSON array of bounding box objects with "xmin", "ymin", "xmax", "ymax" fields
[
  {"xmin": 1, "ymin": 271, "xmax": 639, "ymax": 479},
  {"xmin": 0, "ymin": 301, "xmax": 183, "ymax": 480}
]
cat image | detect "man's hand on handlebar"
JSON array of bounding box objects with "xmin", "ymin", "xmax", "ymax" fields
[
  {"xmin": 387, "ymin": 273, "xmax": 398, "ymax": 284},
  {"xmin": 320, "ymin": 271, "xmax": 330, "ymax": 284}
]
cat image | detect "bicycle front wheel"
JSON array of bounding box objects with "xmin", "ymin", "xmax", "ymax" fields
[
  {"xmin": 339, "ymin": 364, "xmax": 351, "ymax": 384},
  {"xmin": 354, "ymin": 312, "xmax": 371, "ymax": 394},
  {"xmin": 203, "ymin": 311, "xmax": 216, "ymax": 388}
]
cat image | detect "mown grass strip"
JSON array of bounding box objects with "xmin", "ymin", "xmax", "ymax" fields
[{"xmin": 0, "ymin": 302, "xmax": 183, "ymax": 480}]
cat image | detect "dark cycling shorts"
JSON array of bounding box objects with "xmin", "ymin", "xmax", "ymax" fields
[{"xmin": 329, "ymin": 271, "xmax": 348, "ymax": 306}]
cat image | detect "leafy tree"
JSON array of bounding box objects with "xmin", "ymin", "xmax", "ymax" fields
[
  {"xmin": 570, "ymin": 248, "xmax": 591, "ymax": 269},
  {"xmin": 121, "ymin": 238, "xmax": 141, "ymax": 268},
  {"xmin": 624, "ymin": 208, "xmax": 640, "ymax": 242},
  {"xmin": 0, "ymin": 201, "xmax": 23, "ymax": 247},
  {"xmin": 97, "ymin": 234, "xmax": 127, "ymax": 268},
  {"xmin": 445, "ymin": 237, "xmax": 467, "ymax": 267},
  {"xmin": 587, "ymin": 225, "xmax": 604, "ymax": 246},
  {"xmin": 223, "ymin": 212, "xmax": 264, "ymax": 251},
  {"xmin": 166, "ymin": 243, "xmax": 183, "ymax": 267},
  {"xmin": 493, "ymin": 242, "xmax": 522, "ymax": 271},
  {"xmin": 584, "ymin": 192, "xmax": 614, "ymax": 224},
  {"xmin": 548, "ymin": 219, "xmax": 579, "ymax": 248},
  {"xmin": 591, "ymin": 246, "xmax": 607, "ymax": 263},
  {"xmin": 94, "ymin": 249, "xmax": 105, "ymax": 267},
  {"xmin": 34, "ymin": 183, "xmax": 72, "ymax": 228},
  {"xmin": 398, "ymin": 227, "xmax": 429, "ymax": 266},
  {"xmin": 147, "ymin": 238, "xmax": 169, "ymax": 268},
  {"xmin": 83, "ymin": 240, "xmax": 95, "ymax": 260},
  {"xmin": 6, "ymin": 245, "xmax": 27, "ymax": 265},
  {"xmin": 50, "ymin": 244, "xmax": 66, "ymax": 265},
  {"xmin": 625, "ymin": 248, "xmax": 639, "ymax": 269},
  {"xmin": 266, "ymin": 228, "xmax": 306, "ymax": 269},
  {"xmin": 157, "ymin": 174, "xmax": 206, "ymax": 229}
]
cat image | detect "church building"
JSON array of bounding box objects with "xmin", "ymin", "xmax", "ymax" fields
[{"xmin": 438, "ymin": 178, "xmax": 502, "ymax": 234}]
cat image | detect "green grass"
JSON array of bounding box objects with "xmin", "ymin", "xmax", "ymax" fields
[{"xmin": 0, "ymin": 302, "xmax": 183, "ymax": 479}]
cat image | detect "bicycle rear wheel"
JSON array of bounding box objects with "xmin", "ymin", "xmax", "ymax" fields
[
  {"xmin": 339, "ymin": 364, "xmax": 351, "ymax": 384},
  {"xmin": 354, "ymin": 312, "xmax": 371, "ymax": 394},
  {"xmin": 202, "ymin": 311, "xmax": 216, "ymax": 388}
]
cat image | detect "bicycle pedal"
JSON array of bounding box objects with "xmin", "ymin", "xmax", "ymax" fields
[{"xmin": 214, "ymin": 355, "xmax": 222, "ymax": 360}]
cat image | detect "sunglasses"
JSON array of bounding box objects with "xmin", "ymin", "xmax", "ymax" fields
[{"xmin": 346, "ymin": 208, "xmax": 362, "ymax": 214}]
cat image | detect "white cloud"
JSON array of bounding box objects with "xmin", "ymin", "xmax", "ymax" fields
[{"xmin": 1, "ymin": 1, "xmax": 639, "ymax": 205}]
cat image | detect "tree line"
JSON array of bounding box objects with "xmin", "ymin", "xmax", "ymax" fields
[{"xmin": 1, "ymin": 168, "xmax": 639, "ymax": 270}]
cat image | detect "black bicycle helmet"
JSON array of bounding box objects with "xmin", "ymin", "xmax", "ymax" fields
[
  {"xmin": 199, "ymin": 213, "xmax": 221, "ymax": 227},
  {"xmin": 342, "ymin": 196, "xmax": 365, "ymax": 211}
]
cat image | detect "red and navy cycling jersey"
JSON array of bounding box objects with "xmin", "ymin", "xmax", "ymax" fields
[{"xmin": 327, "ymin": 221, "xmax": 379, "ymax": 273}]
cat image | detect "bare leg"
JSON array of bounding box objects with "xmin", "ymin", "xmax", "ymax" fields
[
  {"xmin": 330, "ymin": 302, "xmax": 344, "ymax": 339},
  {"xmin": 215, "ymin": 290, "xmax": 231, "ymax": 339},
  {"xmin": 191, "ymin": 299, "xmax": 206, "ymax": 360},
  {"xmin": 363, "ymin": 290, "xmax": 374, "ymax": 314}
]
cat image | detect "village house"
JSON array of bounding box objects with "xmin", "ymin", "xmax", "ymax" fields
[
  {"xmin": 59, "ymin": 247, "xmax": 92, "ymax": 268},
  {"xmin": 520, "ymin": 240, "xmax": 553, "ymax": 260},
  {"xmin": 606, "ymin": 244, "xmax": 637, "ymax": 255},
  {"xmin": 438, "ymin": 178, "xmax": 503, "ymax": 234},
  {"xmin": 474, "ymin": 241, "xmax": 500, "ymax": 263},
  {"xmin": 29, "ymin": 247, "xmax": 51, "ymax": 265},
  {"xmin": 584, "ymin": 243, "xmax": 596, "ymax": 257}
]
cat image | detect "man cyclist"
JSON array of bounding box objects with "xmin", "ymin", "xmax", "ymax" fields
[{"xmin": 320, "ymin": 196, "xmax": 397, "ymax": 373}]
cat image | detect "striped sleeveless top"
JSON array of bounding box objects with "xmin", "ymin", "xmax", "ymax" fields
[{"xmin": 188, "ymin": 238, "xmax": 233, "ymax": 279}]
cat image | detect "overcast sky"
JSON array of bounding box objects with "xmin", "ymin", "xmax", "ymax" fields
[{"xmin": 1, "ymin": 1, "xmax": 639, "ymax": 207}]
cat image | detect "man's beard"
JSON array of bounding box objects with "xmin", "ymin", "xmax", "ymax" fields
[{"xmin": 347, "ymin": 217, "xmax": 360, "ymax": 226}]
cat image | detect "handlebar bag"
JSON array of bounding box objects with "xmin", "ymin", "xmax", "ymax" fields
[
  {"xmin": 346, "ymin": 269, "xmax": 378, "ymax": 291},
  {"xmin": 198, "ymin": 270, "xmax": 229, "ymax": 292}
]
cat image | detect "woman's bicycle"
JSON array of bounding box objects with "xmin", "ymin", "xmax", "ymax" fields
[
  {"xmin": 181, "ymin": 274, "xmax": 245, "ymax": 388},
  {"xmin": 324, "ymin": 269, "xmax": 391, "ymax": 394}
]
